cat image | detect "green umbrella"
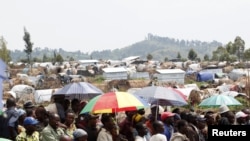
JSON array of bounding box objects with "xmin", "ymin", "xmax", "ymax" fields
[
  {"xmin": 199, "ymin": 94, "xmax": 242, "ymax": 107},
  {"xmin": 0, "ymin": 138, "xmax": 12, "ymax": 141}
]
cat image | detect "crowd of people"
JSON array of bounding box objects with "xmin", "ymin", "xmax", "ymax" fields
[{"xmin": 0, "ymin": 95, "xmax": 249, "ymax": 141}]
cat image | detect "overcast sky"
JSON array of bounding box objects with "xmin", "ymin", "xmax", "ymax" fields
[{"xmin": 0, "ymin": 0, "xmax": 250, "ymax": 53}]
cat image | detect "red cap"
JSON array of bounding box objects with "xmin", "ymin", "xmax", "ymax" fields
[{"xmin": 161, "ymin": 112, "xmax": 175, "ymax": 121}]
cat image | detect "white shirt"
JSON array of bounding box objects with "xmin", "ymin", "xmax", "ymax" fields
[
  {"xmin": 135, "ymin": 135, "xmax": 147, "ymax": 141},
  {"xmin": 97, "ymin": 128, "xmax": 113, "ymax": 141},
  {"xmin": 150, "ymin": 133, "xmax": 167, "ymax": 141},
  {"xmin": 170, "ymin": 132, "xmax": 189, "ymax": 141}
]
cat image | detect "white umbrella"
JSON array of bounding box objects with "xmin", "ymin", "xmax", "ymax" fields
[{"xmin": 133, "ymin": 86, "xmax": 188, "ymax": 106}]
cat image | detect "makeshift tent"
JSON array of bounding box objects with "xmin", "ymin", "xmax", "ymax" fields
[
  {"xmin": 196, "ymin": 72, "xmax": 214, "ymax": 82},
  {"xmin": 228, "ymin": 69, "xmax": 247, "ymax": 81},
  {"xmin": 11, "ymin": 84, "xmax": 35, "ymax": 99},
  {"xmin": 34, "ymin": 89, "xmax": 59, "ymax": 104}
]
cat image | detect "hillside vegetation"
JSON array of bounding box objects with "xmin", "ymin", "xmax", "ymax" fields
[{"xmin": 10, "ymin": 33, "xmax": 222, "ymax": 62}]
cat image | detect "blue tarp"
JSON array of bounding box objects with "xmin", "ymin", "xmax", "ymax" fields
[{"xmin": 196, "ymin": 72, "xmax": 214, "ymax": 82}]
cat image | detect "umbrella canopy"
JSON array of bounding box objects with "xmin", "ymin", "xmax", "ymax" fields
[
  {"xmin": 0, "ymin": 138, "xmax": 12, "ymax": 141},
  {"xmin": 53, "ymin": 82, "xmax": 103, "ymax": 100},
  {"xmin": 133, "ymin": 86, "xmax": 188, "ymax": 106},
  {"xmin": 169, "ymin": 87, "xmax": 188, "ymax": 101},
  {"xmin": 199, "ymin": 94, "xmax": 242, "ymax": 107},
  {"xmin": 80, "ymin": 91, "xmax": 149, "ymax": 114}
]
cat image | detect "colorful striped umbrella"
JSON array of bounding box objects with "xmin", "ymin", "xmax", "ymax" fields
[{"xmin": 80, "ymin": 91, "xmax": 149, "ymax": 114}]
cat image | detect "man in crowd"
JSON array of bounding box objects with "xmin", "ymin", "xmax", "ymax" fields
[
  {"xmin": 41, "ymin": 113, "xmax": 65, "ymax": 141},
  {"xmin": 235, "ymin": 111, "xmax": 248, "ymax": 125},
  {"xmin": 82, "ymin": 113, "xmax": 100, "ymax": 141},
  {"xmin": 149, "ymin": 121, "xmax": 167, "ymax": 141},
  {"xmin": 97, "ymin": 114, "xmax": 115, "ymax": 141},
  {"xmin": 161, "ymin": 111, "xmax": 175, "ymax": 141},
  {"xmin": 16, "ymin": 117, "xmax": 40, "ymax": 141},
  {"xmin": 0, "ymin": 97, "xmax": 19, "ymax": 140}
]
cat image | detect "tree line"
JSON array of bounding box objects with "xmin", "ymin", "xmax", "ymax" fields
[{"xmin": 0, "ymin": 29, "xmax": 248, "ymax": 66}]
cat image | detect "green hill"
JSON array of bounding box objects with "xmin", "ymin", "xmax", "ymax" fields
[{"xmin": 10, "ymin": 33, "xmax": 222, "ymax": 62}]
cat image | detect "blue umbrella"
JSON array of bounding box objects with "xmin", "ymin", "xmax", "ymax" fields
[
  {"xmin": 53, "ymin": 82, "xmax": 103, "ymax": 100},
  {"xmin": 199, "ymin": 94, "xmax": 242, "ymax": 107}
]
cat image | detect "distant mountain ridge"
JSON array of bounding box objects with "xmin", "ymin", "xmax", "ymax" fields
[{"xmin": 10, "ymin": 33, "xmax": 222, "ymax": 62}]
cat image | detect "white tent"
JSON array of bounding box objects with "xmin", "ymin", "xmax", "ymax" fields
[
  {"xmin": 11, "ymin": 84, "xmax": 35, "ymax": 98},
  {"xmin": 220, "ymin": 91, "xmax": 248, "ymax": 98},
  {"xmin": 34, "ymin": 88, "xmax": 59, "ymax": 104}
]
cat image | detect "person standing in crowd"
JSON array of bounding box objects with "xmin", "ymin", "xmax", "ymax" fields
[
  {"xmin": 111, "ymin": 124, "xmax": 128, "ymax": 141},
  {"xmin": 97, "ymin": 114, "xmax": 115, "ymax": 141},
  {"xmin": 204, "ymin": 111, "xmax": 216, "ymax": 126},
  {"xmin": 161, "ymin": 111, "xmax": 175, "ymax": 141},
  {"xmin": 71, "ymin": 99, "xmax": 81, "ymax": 116},
  {"xmin": 16, "ymin": 108, "xmax": 27, "ymax": 134},
  {"xmin": 172, "ymin": 108, "xmax": 181, "ymax": 116},
  {"xmin": 59, "ymin": 134, "xmax": 73, "ymax": 141},
  {"xmin": 119, "ymin": 110, "xmax": 136, "ymax": 141},
  {"xmin": 23, "ymin": 101, "xmax": 35, "ymax": 111},
  {"xmin": 73, "ymin": 128, "xmax": 88, "ymax": 141},
  {"xmin": 196, "ymin": 116, "xmax": 207, "ymax": 141},
  {"xmin": 62, "ymin": 110, "xmax": 76, "ymax": 138},
  {"xmin": 75, "ymin": 114, "xmax": 86, "ymax": 129},
  {"xmin": 41, "ymin": 113, "xmax": 65, "ymax": 141},
  {"xmin": 186, "ymin": 113, "xmax": 199, "ymax": 141},
  {"xmin": 23, "ymin": 101, "xmax": 36, "ymax": 119},
  {"xmin": 146, "ymin": 105, "xmax": 162, "ymax": 135},
  {"xmin": 149, "ymin": 121, "xmax": 167, "ymax": 141},
  {"xmin": 227, "ymin": 111, "xmax": 236, "ymax": 125},
  {"xmin": 35, "ymin": 105, "xmax": 49, "ymax": 132},
  {"xmin": 170, "ymin": 120, "xmax": 190, "ymax": 141},
  {"xmin": 16, "ymin": 117, "xmax": 40, "ymax": 141},
  {"xmin": 63, "ymin": 99, "xmax": 71, "ymax": 112},
  {"xmin": 46, "ymin": 95, "xmax": 66, "ymax": 123},
  {"xmin": 242, "ymin": 108, "xmax": 250, "ymax": 125},
  {"xmin": 0, "ymin": 97, "xmax": 19, "ymax": 140},
  {"xmin": 172, "ymin": 108, "xmax": 182, "ymax": 132},
  {"xmin": 81, "ymin": 113, "xmax": 100, "ymax": 141},
  {"xmin": 235, "ymin": 111, "xmax": 248, "ymax": 125},
  {"xmin": 135, "ymin": 122, "xmax": 149, "ymax": 141},
  {"xmin": 217, "ymin": 104, "xmax": 232, "ymax": 125},
  {"xmin": 133, "ymin": 108, "xmax": 147, "ymax": 124}
]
